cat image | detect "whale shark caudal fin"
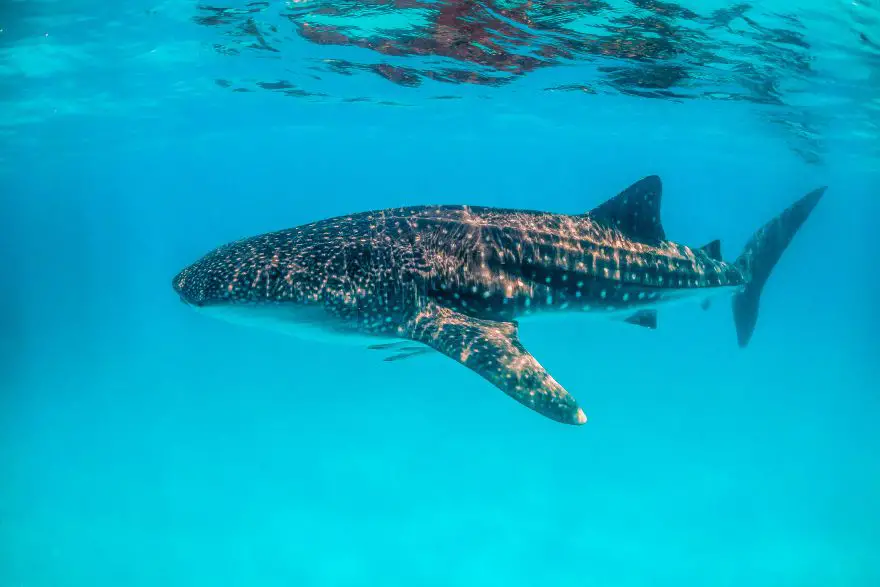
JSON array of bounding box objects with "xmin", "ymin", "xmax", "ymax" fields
[
  {"xmin": 587, "ymin": 175, "xmax": 666, "ymax": 244},
  {"xmin": 404, "ymin": 302, "xmax": 586, "ymax": 425},
  {"xmin": 732, "ymin": 186, "xmax": 826, "ymax": 348}
]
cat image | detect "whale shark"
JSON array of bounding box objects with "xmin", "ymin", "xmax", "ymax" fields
[{"xmin": 172, "ymin": 176, "xmax": 825, "ymax": 425}]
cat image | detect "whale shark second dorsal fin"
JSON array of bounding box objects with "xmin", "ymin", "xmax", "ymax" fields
[{"xmin": 587, "ymin": 175, "xmax": 666, "ymax": 244}]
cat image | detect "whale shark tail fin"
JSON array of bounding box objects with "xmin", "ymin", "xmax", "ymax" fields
[{"xmin": 732, "ymin": 186, "xmax": 826, "ymax": 348}]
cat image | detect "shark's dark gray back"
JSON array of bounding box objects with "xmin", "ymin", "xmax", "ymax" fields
[
  {"xmin": 174, "ymin": 200, "xmax": 739, "ymax": 323},
  {"xmin": 389, "ymin": 203, "xmax": 740, "ymax": 323}
]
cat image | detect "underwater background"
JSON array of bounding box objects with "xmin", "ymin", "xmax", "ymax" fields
[{"xmin": 1, "ymin": 0, "xmax": 879, "ymax": 585}]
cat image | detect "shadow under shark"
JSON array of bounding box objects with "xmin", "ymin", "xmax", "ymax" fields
[{"xmin": 173, "ymin": 176, "xmax": 825, "ymax": 426}]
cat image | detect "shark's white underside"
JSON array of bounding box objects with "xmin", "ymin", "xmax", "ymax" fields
[{"xmin": 196, "ymin": 282, "xmax": 741, "ymax": 346}]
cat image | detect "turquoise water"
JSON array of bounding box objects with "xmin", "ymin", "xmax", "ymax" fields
[{"xmin": 2, "ymin": 1, "xmax": 879, "ymax": 586}]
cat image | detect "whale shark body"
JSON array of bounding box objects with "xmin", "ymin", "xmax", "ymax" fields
[{"xmin": 172, "ymin": 176, "xmax": 825, "ymax": 425}]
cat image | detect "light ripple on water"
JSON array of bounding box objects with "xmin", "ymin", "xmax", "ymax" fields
[{"xmin": 0, "ymin": 0, "xmax": 877, "ymax": 164}]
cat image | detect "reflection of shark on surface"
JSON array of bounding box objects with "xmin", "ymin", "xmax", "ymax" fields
[{"xmin": 172, "ymin": 176, "xmax": 825, "ymax": 426}]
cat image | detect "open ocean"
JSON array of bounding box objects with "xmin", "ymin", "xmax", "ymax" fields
[{"xmin": 1, "ymin": 1, "xmax": 878, "ymax": 585}]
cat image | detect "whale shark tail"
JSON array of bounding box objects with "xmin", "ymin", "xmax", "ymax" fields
[{"xmin": 731, "ymin": 186, "xmax": 826, "ymax": 348}]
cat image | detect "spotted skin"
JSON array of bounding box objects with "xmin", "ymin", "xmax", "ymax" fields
[{"xmin": 173, "ymin": 176, "xmax": 825, "ymax": 425}]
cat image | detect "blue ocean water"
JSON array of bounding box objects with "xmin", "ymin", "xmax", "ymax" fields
[{"xmin": 1, "ymin": 1, "xmax": 879, "ymax": 586}]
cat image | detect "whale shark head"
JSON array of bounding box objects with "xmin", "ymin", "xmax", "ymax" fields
[
  {"xmin": 172, "ymin": 250, "xmax": 237, "ymax": 308},
  {"xmin": 172, "ymin": 235, "xmax": 302, "ymax": 308},
  {"xmin": 171, "ymin": 242, "xmax": 379, "ymax": 344},
  {"xmin": 174, "ymin": 255, "xmax": 300, "ymax": 333}
]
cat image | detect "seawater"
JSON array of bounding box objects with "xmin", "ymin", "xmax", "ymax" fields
[{"xmin": 1, "ymin": 1, "xmax": 878, "ymax": 586}]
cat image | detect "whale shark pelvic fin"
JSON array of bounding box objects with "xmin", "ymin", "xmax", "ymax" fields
[
  {"xmin": 623, "ymin": 309, "xmax": 658, "ymax": 329},
  {"xmin": 403, "ymin": 302, "xmax": 586, "ymax": 425}
]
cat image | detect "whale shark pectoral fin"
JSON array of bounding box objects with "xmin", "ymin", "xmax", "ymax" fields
[
  {"xmin": 404, "ymin": 303, "xmax": 586, "ymax": 426},
  {"xmin": 623, "ymin": 309, "xmax": 657, "ymax": 329},
  {"xmin": 586, "ymin": 175, "xmax": 666, "ymax": 244}
]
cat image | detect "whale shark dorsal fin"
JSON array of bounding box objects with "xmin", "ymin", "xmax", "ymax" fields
[
  {"xmin": 587, "ymin": 175, "xmax": 666, "ymax": 244},
  {"xmin": 698, "ymin": 239, "xmax": 723, "ymax": 261},
  {"xmin": 624, "ymin": 309, "xmax": 657, "ymax": 329},
  {"xmin": 404, "ymin": 302, "xmax": 586, "ymax": 425}
]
